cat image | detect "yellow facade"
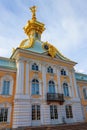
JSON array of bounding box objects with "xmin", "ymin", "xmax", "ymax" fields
[
  {"xmin": 0, "ymin": 69, "xmax": 16, "ymax": 128},
  {"xmin": 76, "ymin": 79, "xmax": 87, "ymax": 121}
]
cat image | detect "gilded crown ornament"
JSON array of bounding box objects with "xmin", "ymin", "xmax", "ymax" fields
[{"xmin": 30, "ymin": 6, "xmax": 37, "ymax": 21}]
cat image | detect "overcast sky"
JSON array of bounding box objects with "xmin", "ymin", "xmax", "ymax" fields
[{"xmin": 0, "ymin": 0, "xmax": 87, "ymax": 74}]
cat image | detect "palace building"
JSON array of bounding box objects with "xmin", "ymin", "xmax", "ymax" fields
[{"xmin": 0, "ymin": 6, "xmax": 87, "ymax": 129}]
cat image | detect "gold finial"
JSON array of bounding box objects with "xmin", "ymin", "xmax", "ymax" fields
[
  {"xmin": 30, "ymin": 6, "xmax": 37, "ymax": 21},
  {"xmin": 12, "ymin": 48, "xmax": 15, "ymax": 53}
]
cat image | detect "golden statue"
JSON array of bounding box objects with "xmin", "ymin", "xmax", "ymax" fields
[{"xmin": 30, "ymin": 6, "xmax": 37, "ymax": 21}]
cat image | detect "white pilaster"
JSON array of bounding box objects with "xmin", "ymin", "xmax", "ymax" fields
[
  {"xmin": 69, "ymin": 70, "xmax": 74, "ymax": 97},
  {"xmin": 26, "ymin": 62, "xmax": 30, "ymax": 95},
  {"xmin": 15, "ymin": 59, "xmax": 24, "ymax": 95},
  {"xmin": 42, "ymin": 64, "xmax": 46, "ymax": 99},
  {"xmin": 41, "ymin": 104, "xmax": 44, "ymax": 125},
  {"xmin": 72, "ymin": 70, "xmax": 79, "ymax": 98},
  {"xmin": 57, "ymin": 67, "xmax": 62, "ymax": 93}
]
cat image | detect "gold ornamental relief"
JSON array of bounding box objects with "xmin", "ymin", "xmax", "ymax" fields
[
  {"xmin": 19, "ymin": 39, "xmax": 28, "ymax": 49},
  {"xmin": 42, "ymin": 42, "xmax": 57, "ymax": 58},
  {"xmin": 48, "ymin": 45, "xmax": 57, "ymax": 58},
  {"xmin": 19, "ymin": 38, "xmax": 35, "ymax": 49}
]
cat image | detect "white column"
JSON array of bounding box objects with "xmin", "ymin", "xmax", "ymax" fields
[
  {"xmin": 16, "ymin": 59, "xmax": 24, "ymax": 95},
  {"xmin": 69, "ymin": 70, "xmax": 74, "ymax": 97},
  {"xmin": 57, "ymin": 67, "xmax": 62, "ymax": 93},
  {"xmin": 26, "ymin": 62, "xmax": 30, "ymax": 95},
  {"xmin": 72, "ymin": 69, "xmax": 79, "ymax": 98},
  {"xmin": 41, "ymin": 104, "xmax": 44, "ymax": 125},
  {"xmin": 42, "ymin": 64, "xmax": 46, "ymax": 100}
]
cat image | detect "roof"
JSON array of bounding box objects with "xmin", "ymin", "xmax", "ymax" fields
[
  {"xmin": 75, "ymin": 72, "xmax": 87, "ymax": 81},
  {"xmin": 15, "ymin": 38, "xmax": 76, "ymax": 64},
  {"xmin": 0, "ymin": 57, "xmax": 16, "ymax": 70},
  {"xmin": 26, "ymin": 39, "xmax": 46, "ymax": 53}
]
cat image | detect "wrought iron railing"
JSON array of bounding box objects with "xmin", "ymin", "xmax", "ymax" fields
[{"xmin": 47, "ymin": 93, "xmax": 64, "ymax": 102}]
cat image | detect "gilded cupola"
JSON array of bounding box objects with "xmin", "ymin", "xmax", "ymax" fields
[{"xmin": 23, "ymin": 6, "xmax": 45, "ymax": 40}]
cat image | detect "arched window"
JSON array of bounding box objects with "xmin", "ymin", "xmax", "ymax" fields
[
  {"xmin": 47, "ymin": 66, "xmax": 53, "ymax": 73},
  {"xmin": 2, "ymin": 80, "xmax": 10, "ymax": 95},
  {"xmin": 32, "ymin": 79, "xmax": 39, "ymax": 95},
  {"xmin": 49, "ymin": 81, "xmax": 55, "ymax": 93},
  {"xmin": 63, "ymin": 83, "xmax": 69, "ymax": 96},
  {"xmin": 61, "ymin": 69, "xmax": 66, "ymax": 76},
  {"xmin": 32, "ymin": 63, "xmax": 39, "ymax": 71}
]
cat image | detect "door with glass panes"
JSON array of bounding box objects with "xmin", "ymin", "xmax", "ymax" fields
[
  {"xmin": 32, "ymin": 105, "xmax": 41, "ymax": 126},
  {"xmin": 50, "ymin": 105, "xmax": 58, "ymax": 124}
]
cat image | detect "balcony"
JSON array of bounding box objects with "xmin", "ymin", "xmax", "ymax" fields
[{"xmin": 47, "ymin": 93, "xmax": 65, "ymax": 104}]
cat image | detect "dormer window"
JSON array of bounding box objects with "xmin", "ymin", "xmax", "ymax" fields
[
  {"xmin": 61, "ymin": 69, "xmax": 66, "ymax": 76},
  {"xmin": 47, "ymin": 66, "xmax": 53, "ymax": 74},
  {"xmin": 32, "ymin": 63, "xmax": 39, "ymax": 71}
]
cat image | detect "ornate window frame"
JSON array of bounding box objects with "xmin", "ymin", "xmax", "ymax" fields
[
  {"xmin": 0, "ymin": 102, "xmax": 12, "ymax": 124},
  {"xmin": 62, "ymin": 81, "xmax": 71, "ymax": 97},
  {"xmin": 47, "ymin": 66, "xmax": 53, "ymax": 74},
  {"xmin": 0, "ymin": 75, "xmax": 14, "ymax": 96},
  {"xmin": 30, "ymin": 77, "xmax": 42, "ymax": 96},
  {"xmin": 31, "ymin": 104, "xmax": 41, "ymax": 120},
  {"xmin": 47, "ymin": 80, "xmax": 57, "ymax": 93},
  {"xmin": 50, "ymin": 105, "xmax": 58, "ymax": 119},
  {"xmin": 83, "ymin": 86, "xmax": 87, "ymax": 99},
  {"xmin": 65, "ymin": 105, "xmax": 73, "ymax": 119}
]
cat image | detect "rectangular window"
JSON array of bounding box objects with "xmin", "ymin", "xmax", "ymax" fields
[
  {"xmin": 50, "ymin": 105, "xmax": 58, "ymax": 119},
  {"xmin": 32, "ymin": 105, "xmax": 40, "ymax": 120},
  {"xmin": 83, "ymin": 88, "xmax": 87, "ymax": 99},
  {"xmin": 2, "ymin": 81, "xmax": 10, "ymax": 95},
  {"xmin": 66, "ymin": 105, "xmax": 73, "ymax": 118},
  {"xmin": 0, "ymin": 108, "xmax": 8, "ymax": 122}
]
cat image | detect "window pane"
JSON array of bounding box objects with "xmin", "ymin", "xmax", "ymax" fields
[
  {"xmin": 50, "ymin": 106, "xmax": 54, "ymax": 119},
  {"xmin": 32, "ymin": 105, "xmax": 40, "ymax": 120},
  {"xmin": 0, "ymin": 108, "xmax": 8, "ymax": 122},
  {"xmin": 32, "ymin": 105, "xmax": 35, "ymax": 120},
  {"xmin": 54, "ymin": 106, "xmax": 58, "ymax": 119},
  {"xmin": 32, "ymin": 80, "xmax": 39, "ymax": 95},
  {"xmin": 47, "ymin": 67, "xmax": 53, "ymax": 73},
  {"xmin": 83, "ymin": 88, "xmax": 87, "ymax": 99},
  {"xmin": 32, "ymin": 84, "xmax": 35, "ymax": 95},
  {"xmin": 63, "ymin": 83, "xmax": 69, "ymax": 96},
  {"xmin": 2, "ymin": 81, "xmax": 10, "ymax": 95},
  {"xmin": 49, "ymin": 81, "xmax": 55, "ymax": 93},
  {"xmin": 32, "ymin": 63, "xmax": 39, "ymax": 71},
  {"xmin": 50, "ymin": 105, "xmax": 58, "ymax": 120},
  {"xmin": 66, "ymin": 105, "xmax": 73, "ymax": 118},
  {"xmin": 4, "ymin": 109, "xmax": 8, "ymax": 122},
  {"xmin": 37, "ymin": 105, "xmax": 40, "ymax": 120}
]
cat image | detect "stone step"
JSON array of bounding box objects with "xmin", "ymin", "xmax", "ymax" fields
[
  {"xmin": 24, "ymin": 122, "xmax": 87, "ymax": 130},
  {"xmin": 1, "ymin": 122, "xmax": 87, "ymax": 130}
]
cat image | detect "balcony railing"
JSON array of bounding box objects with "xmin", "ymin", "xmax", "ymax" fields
[{"xmin": 47, "ymin": 93, "xmax": 64, "ymax": 103}]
